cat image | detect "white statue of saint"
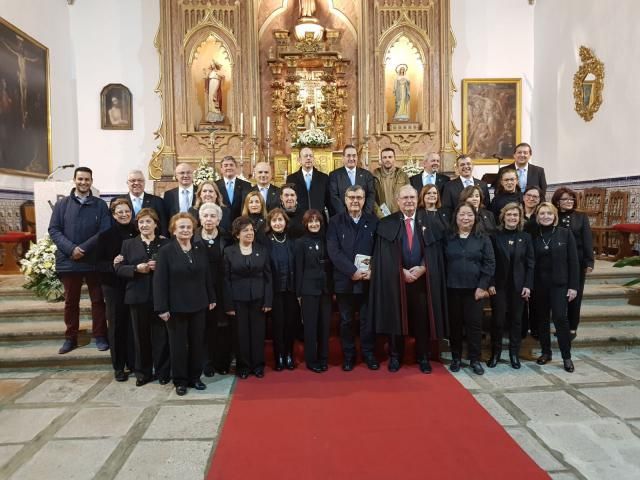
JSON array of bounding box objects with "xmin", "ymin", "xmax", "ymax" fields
[
  {"xmin": 393, "ymin": 64, "xmax": 410, "ymax": 121},
  {"xmin": 299, "ymin": 0, "xmax": 316, "ymax": 17},
  {"xmin": 204, "ymin": 61, "xmax": 225, "ymax": 123}
]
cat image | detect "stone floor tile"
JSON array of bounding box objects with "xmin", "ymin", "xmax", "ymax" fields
[
  {"xmin": 167, "ymin": 375, "xmax": 233, "ymax": 400},
  {"xmin": 91, "ymin": 381, "xmax": 170, "ymax": 405},
  {"xmin": 142, "ymin": 405, "xmax": 225, "ymax": 439},
  {"xmin": 447, "ymin": 368, "xmax": 481, "ymax": 389},
  {"xmin": 597, "ymin": 359, "xmax": 640, "ymax": 380},
  {"xmin": 549, "ymin": 472, "xmax": 580, "ymax": 480},
  {"xmin": 0, "ymin": 445, "xmax": 22, "ymax": 469},
  {"xmin": 481, "ymin": 364, "xmax": 552, "ymax": 389},
  {"xmin": 580, "ymin": 385, "xmax": 640, "ymax": 419},
  {"xmin": 505, "ymin": 427, "xmax": 564, "ymax": 470},
  {"xmin": 538, "ymin": 360, "xmax": 618, "ymax": 384},
  {"xmin": 0, "ymin": 379, "xmax": 30, "ymax": 401},
  {"xmin": 114, "ymin": 440, "xmax": 212, "ymax": 480},
  {"xmin": 15, "ymin": 378, "xmax": 98, "ymax": 404},
  {"xmin": 0, "ymin": 408, "xmax": 65, "ymax": 443},
  {"xmin": 0, "ymin": 372, "xmax": 40, "ymax": 379},
  {"xmin": 49, "ymin": 370, "xmax": 109, "ymax": 379},
  {"xmin": 55, "ymin": 406, "xmax": 144, "ymax": 438},
  {"xmin": 506, "ymin": 391, "xmax": 600, "ymax": 423},
  {"xmin": 574, "ymin": 347, "xmax": 640, "ymax": 361},
  {"xmin": 473, "ymin": 393, "xmax": 518, "ymax": 426},
  {"xmin": 10, "ymin": 438, "xmax": 120, "ymax": 480}
]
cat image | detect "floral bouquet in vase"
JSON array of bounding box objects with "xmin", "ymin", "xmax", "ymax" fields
[
  {"xmin": 20, "ymin": 235, "xmax": 64, "ymax": 301},
  {"xmin": 292, "ymin": 129, "xmax": 334, "ymax": 149},
  {"xmin": 193, "ymin": 158, "xmax": 220, "ymax": 186}
]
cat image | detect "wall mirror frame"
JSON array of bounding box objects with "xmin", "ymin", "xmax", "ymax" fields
[{"xmin": 573, "ymin": 46, "xmax": 604, "ymax": 122}]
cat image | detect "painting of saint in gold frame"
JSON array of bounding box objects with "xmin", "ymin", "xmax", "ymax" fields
[
  {"xmin": 0, "ymin": 17, "xmax": 50, "ymax": 178},
  {"xmin": 462, "ymin": 78, "xmax": 521, "ymax": 165},
  {"xmin": 101, "ymin": 83, "xmax": 132, "ymax": 130}
]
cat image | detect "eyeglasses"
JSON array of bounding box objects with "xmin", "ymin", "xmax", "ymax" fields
[
  {"xmin": 128, "ymin": 179, "xmax": 144, "ymax": 184},
  {"xmin": 524, "ymin": 193, "xmax": 540, "ymax": 199},
  {"xmin": 346, "ymin": 196, "xmax": 364, "ymax": 200},
  {"xmin": 559, "ymin": 197, "xmax": 575, "ymax": 202}
]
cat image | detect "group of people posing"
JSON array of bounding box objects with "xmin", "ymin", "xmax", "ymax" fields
[{"xmin": 48, "ymin": 142, "xmax": 593, "ymax": 396}]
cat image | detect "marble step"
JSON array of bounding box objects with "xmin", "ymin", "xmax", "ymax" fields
[
  {"xmin": 581, "ymin": 284, "xmax": 640, "ymax": 306},
  {"xmin": 519, "ymin": 321, "xmax": 640, "ymax": 352},
  {"xmin": 0, "ymin": 298, "xmax": 92, "ymax": 323},
  {"xmin": 0, "ymin": 339, "xmax": 111, "ymax": 368},
  {"xmin": 0, "ymin": 320, "xmax": 94, "ymax": 342},
  {"xmin": 585, "ymin": 262, "xmax": 640, "ymax": 286}
]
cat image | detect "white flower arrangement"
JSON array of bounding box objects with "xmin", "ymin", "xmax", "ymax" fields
[
  {"xmin": 401, "ymin": 157, "xmax": 424, "ymax": 177},
  {"xmin": 20, "ymin": 235, "xmax": 64, "ymax": 302},
  {"xmin": 193, "ymin": 158, "xmax": 220, "ymax": 186},
  {"xmin": 292, "ymin": 129, "xmax": 334, "ymax": 148}
]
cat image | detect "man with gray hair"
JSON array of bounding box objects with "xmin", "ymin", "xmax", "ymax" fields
[
  {"xmin": 114, "ymin": 169, "xmax": 167, "ymax": 235},
  {"xmin": 409, "ymin": 151, "xmax": 450, "ymax": 195}
]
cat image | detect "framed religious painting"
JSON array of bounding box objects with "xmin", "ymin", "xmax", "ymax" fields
[
  {"xmin": 101, "ymin": 83, "xmax": 132, "ymax": 130},
  {"xmin": 461, "ymin": 78, "xmax": 521, "ymax": 165},
  {"xmin": 0, "ymin": 17, "xmax": 50, "ymax": 178}
]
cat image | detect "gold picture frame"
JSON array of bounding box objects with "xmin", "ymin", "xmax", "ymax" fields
[
  {"xmin": 0, "ymin": 17, "xmax": 51, "ymax": 178},
  {"xmin": 461, "ymin": 78, "xmax": 522, "ymax": 165},
  {"xmin": 573, "ymin": 46, "xmax": 604, "ymax": 122}
]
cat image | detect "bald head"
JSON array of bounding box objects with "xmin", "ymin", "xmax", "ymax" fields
[
  {"xmin": 175, "ymin": 163, "xmax": 193, "ymax": 187},
  {"xmin": 254, "ymin": 162, "xmax": 272, "ymax": 187}
]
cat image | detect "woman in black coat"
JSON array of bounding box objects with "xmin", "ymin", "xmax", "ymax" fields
[
  {"xmin": 487, "ymin": 202, "xmax": 534, "ymax": 369},
  {"xmin": 115, "ymin": 208, "xmax": 170, "ymax": 386},
  {"xmin": 489, "ymin": 168, "xmax": 522, "ymax": 219},
  {"xmin": 223, "ymin": 216, "xmax": 272, "ymax": 378},
  {"xmin": 531, "ymin": 202, "xmax": 580, "ymax": 373},
  {"xmin": 96, "ymin": 198, "xmax": 137, "ymax": 381},
  {"xmin": 295, "ymin": 209, "xmax": 332, "ymax": 373},
  {"xmin": 460, "ymin": 185, "xmax": 497, "ymax": 235},
  {"xmin": 194, "ymin": 202, "xmax": 232, "ymax": 377},
  {"xmin": 445, "ymin": 202, "xmax": 495, "ymax": 375},
  {"xmin": 242, "ymin": 190, "xmax": 269, "ymax": 248},
  {"xmin": 154, "ymin": 213, "xmax": 216, "ymax": 396},
  {"xmin": 266, "ymin": 208, "xmax": 297, "ymax": 371},
  {"xmin": 418, "ymin": 184, "xmax": 449, "ymax": 238},
  {"xmin": 552, "ymin": 187, "xmax": 594, "ymax": 338}
]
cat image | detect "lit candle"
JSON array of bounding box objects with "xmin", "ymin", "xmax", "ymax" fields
[
  {"xmin": 351, "ymin": 115, "xmax": 355, "ymax": 138},
  {"xmin": 239, "ymin": 113, "xmax": 244, "ymax": 133},
  {"xmin": 266, "ymin": 116, "xmax": 271, "ymax": 136},
  {"xmin": 252, "ymin": 116, "xmax": 257, "ymax": 137},
  {"xmin": 376, "ymin": 123, "xmax": 381, "ymax": 135},
  {"xmin": 365, "ymin": 114, "xmax": 370, "ymax": 135}
]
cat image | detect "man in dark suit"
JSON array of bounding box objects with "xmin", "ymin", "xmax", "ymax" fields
[
  {"xmin": 285, "ymin": 147, "xmax": 330, "ymax": 216},
  {"xmin": 326, "ymin": 185, "xmax": 379, "ymax": 371},
  {"xmin": 113, "ymin": 169, "xmax": 168, "ymax": 235},
  {"xmin": 441, "ymin": 154, "xmax": 491, "ymax": 215},
  {"xmin": 409, "ymin": 152, "xmax": 450, "ymax": 195},
  {"xmin": 215, "ymin": 155, "xmax": 251, "ymax": 220},
  {"xmin": 498, "ymin": 142, "xmax": 547, "ymax": 199},
  {"xmin": 328, "ymin": 144, "xmax": 376, "ymax": 216},
  {"xmin": 163, "ymin": 163, "xmax": 196, "ymax": 220},
  {"xmin": 251, "ymin": 161, "xmax": 281, "ymax": 211}
]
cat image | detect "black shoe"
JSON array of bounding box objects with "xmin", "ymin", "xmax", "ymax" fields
[
  {"xmin": 274, "ymin": 355, "xmax": 285, "ymax": 371},
  {"xmin": 563, "ymin": 359, "xmax": 575, "ymax": 373},
  {"xmin": 216, "ymin": 367, "xmax": 230, "ymax": 375},
  {"xmin": 58, "ymin": 338, "xmax": 77, "ymax": 355},
  {"xmin": 95, "ymin": 336, "xmax": 110, "ymax": 351},
  {"xmin": 536, "ymin": 354, "xmax": 552, "ymax": 365},
  {"xmin": 418, "ymin": 359, "xmax": 432, "ymax": 374},
  {"xmin": 188, "ymin": 380, "xmax": 207, "ymax": 390},
  {"xmin": 342, "ymin": 358, "xmax": 355, "ymax": 372},
  {"xmin": 570, "ymin": 331, "xmax": 577, "ymax": 341},
  {"xmin": 135, "ymin": 378, "xmax": 150, "ymax": 387},
  {"xmin": 470, "ymin": 361, "xmax": 485, "ymax": 375},
  {"xmin": 175, "ymin": 385, "xmax": 187, "ymax": 396},
  {"xmin": 158, "ymin": 377, "xmax": 171, "ymax": 385},
  {"xmin": 237, "ymin": 369, "xmax": 250, "ymax": 379},
  {"xmin": 449, "ymin": 358, "xmax": 461, "ymax": 372},
  {"xmin": 285, "ymin": 354, "xmax": 296, "ymax": 370},
  {"xmin": 254, "ymin": 368, "xmax": 265, "ymax": 378},
  {"xmin": 114, "ymin": 370, "xmax": 128, "ymax": 382},
  {"xmin": 320, "ymin": 362, "xmax": 328, "ymax": 372},
  {"xmin": 364, "ymin": 356, "xmax": 380, "ymax": 370},
  {"xmin": 307, "ymin": 364, "xmax": 323, "ymax": 373},
  {"xmin": 388, "ymin": 357, "xmax": 401, "ymax": 372},
  {"xmin": 487, "ymin": 351, "xmax": 501, "ymax": 368},
  {"xmin": 203, "ymin": 367, "xmax": 215, "ymax": 377},
  {"xmin": 509, "ymin": 353, "xmax": 521, "ymax": 369},
  {"xmin": 531, "ymin": 332, "xmax": 539, "ymax": 340}
]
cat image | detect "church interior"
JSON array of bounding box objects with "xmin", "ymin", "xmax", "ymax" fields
[{"xmin": 0, "ymin": 1, "xmax": 639, "ymax": 479}]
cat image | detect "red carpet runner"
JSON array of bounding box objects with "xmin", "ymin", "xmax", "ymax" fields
[{"xmin": 207, "ymin": 362, "xmax": 548, "ymax": 480}]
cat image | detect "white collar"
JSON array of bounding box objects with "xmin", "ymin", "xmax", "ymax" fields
[
  {"xmin": 302, "ymin": 168, "xmax": 313, "ymax": 177},
  {"xmin": 516, "ymin": 163, "xmax": 528, "ymax": 172},
  {"xmin": 403, "ymin": 214, "xmax": 415, "ymax": 222},
  {"xmin": 180, "ymin": 185, "xmax": 194, "ymax": 193},
  {"xmin": 130, "ymin": 192, "xmax": 144, "ymax": 200},
  {"xmin": 258, "ymin": 184, "xmax": 270, "ymax": 190},
  {"xmin": 345, "ymin": 166, "xmax": 357, "ymax": 173}
]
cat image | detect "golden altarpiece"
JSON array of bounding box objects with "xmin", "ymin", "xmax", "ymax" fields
[{"xmin": 149, "ymin": 0, "xmax": 457, "ymax": 190}]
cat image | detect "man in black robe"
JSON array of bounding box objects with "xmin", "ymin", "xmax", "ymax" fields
[{"xmin": 370, "ymin": 185, "xmax": 448, "ymax": 373}]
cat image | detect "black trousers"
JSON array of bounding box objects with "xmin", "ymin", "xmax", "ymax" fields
[
  {"xmin": 336, "ymin": 292, "xmax": 375, "ymax": 360},
  {"xmin": 204, "ymin": 307, "xmax": 233, "ymax": 372},
  {"xmin": 534, "ymin": 283, "xmax": 572, "ymax": 359},
  {"xmin": 102, "ymin": 284, "xmax": 133, "ymax": 372},
  {"xmin": 130, "ymin": 303, "xmax": 170, "ymax": 381},
  {"xmin": 166, "ymin": 310, "xmax": 205, "ymax": 386},
  {"xmin": 234, "ymin": 300, "xmax": 266, "ymax": 372},
  {"xmin": 388, "ymin": 282, "xmax": 430, "ymax": 361},
  {"xmin": 271, "ymin": 291, "xmax": 297, "ymax": 358},
  {"xmin": 301, "ymin": 294, "xmax": 331, "ymax": 366},
  {"xmin": 490, "ymin": 287, "xmax": 526, "ymax": 355},
  {"xmin": 448, "ymin": 288, "xmax": 483, "ymax": 362},
  {"xmin": 568, "ymin": 268, "xmax": 586, "ymax": 331}
]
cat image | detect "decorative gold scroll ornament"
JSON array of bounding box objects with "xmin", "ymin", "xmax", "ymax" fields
[{"xmin": 573, "ymin": 46, "xmax": 604, "ymax": 122}]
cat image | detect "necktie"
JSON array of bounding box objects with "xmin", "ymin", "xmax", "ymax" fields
[
  {"xmin": 260, "ymin": 187, "xmax": 268, "ymax": 202},
  {"xmin": 518, "ymin": 168, "xmax": 526, "ymax": 191},
  {"xmin": 348, "ymin": 169, "xmax": 355, "ymax": 186},
  {"xmin": 404, "ymin": 218, "xmax": 413, "ymax": 251},
  {"xmin": 226, "ymin": 181, "xmax": 234, "ymax": 203},
  {"xmin": 464, "ymin": 179, "xmax": 473, "ymax": 188},
  {"xmin": 133, "ymin": 197, "xmax": 142, "ymax": 215},
  {"xmin": 429, "ymin": 173, "xmax": 435, "ymax": 185},
  {"xmin": 180, "ymin": 189, "xmax": 189, "ymax": 212},
  {"xmin": 305, "ymin": 173, "xmax": 311, "ymax": 191}
]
